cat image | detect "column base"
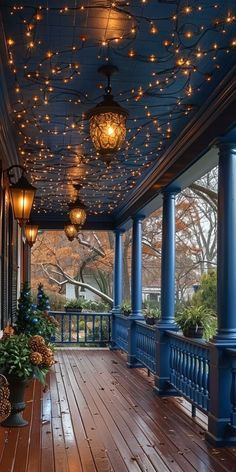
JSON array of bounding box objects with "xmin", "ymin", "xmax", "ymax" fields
[
  {"xmin": 206, "ymin": 420, "xmax": 236, "ymax": 447},
  {"xmin": 109, "ymin": 342, "xmax": 120, "ymax": 351},
  {"xmin": 127, "ymin": 354, "xmax": 144, "ymax": 369},
  {"xmin": 154, "ymin": 375, "xmax": 180, "ymax": 397}
]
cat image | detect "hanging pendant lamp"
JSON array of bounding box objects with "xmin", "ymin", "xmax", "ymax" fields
[
  {"xmin": 86, "ymin": 64, "xmax": 128, "ymax": 161},
  {"xmin": 64, "ymin": 223, "xmax": 79, "ymax": 242},
  {"xmin": 68, "ymin": 185, "xmax": 87, "ymax": 227}
]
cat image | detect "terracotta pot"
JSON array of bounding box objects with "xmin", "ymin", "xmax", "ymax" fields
[
  {"xmin": 183, "ymin": 326, "xmax": 204, "ymax": 338},
  {"xmin": 1, "ymin": 376, "xmax": 29, "ymax": 428}
]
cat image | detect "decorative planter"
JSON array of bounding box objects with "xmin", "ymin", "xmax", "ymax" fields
[
  {"xmin": 1, "ymin": 377, "xmax": 29, "ymax": 428},
  {"xmin": 183, "ymin": 326, "xmax": 204, "ymax": 338},
  {"xmin": 65, "ymin": 308, "xmax": 82, "ymax": 313},
  {"xmin": 145, "ymin": 318, "xmax": 155, "ymax": 326}
]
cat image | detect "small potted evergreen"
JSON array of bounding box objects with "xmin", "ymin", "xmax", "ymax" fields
[
  {"xmin": 64, "ymin": 298, "xmax": 85, "ymax": 313},
  {"xmin": 143, "ymin": 306, "xmax": 160, "ymax": 325},
  {"xmin": 121, "ymin": 302, "xmax": 132, "ymax": 316},
  {"xmin": 176, "ymin": 304, "xmax": 216, "ymax": 339}
]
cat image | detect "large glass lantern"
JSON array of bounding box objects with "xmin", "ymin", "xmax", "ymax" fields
[
  {"xmin": 24, "ymin": 224, "xmax": 39, "ymax": 247},
  {"xmin": 69, "ymin": 196, "xmax": 87, "ymax": 226},
  {"xmin": 9, "ymin": 172, "xmax": 36, "ymax": 226},
  {"xmin": 86, "ymin": 65, "xmax": 128, "ymax": 159},
  {"xmin": 64, "ymin": 223, "xmax": 79, "ymax": 242}
]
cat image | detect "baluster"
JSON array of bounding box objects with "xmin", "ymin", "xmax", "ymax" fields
[
  {"xmin": 194, "ymin": 347, "xmax": 200, "ymax": 404},
  {"xmin": 180, "ymin": 347, "xmax": 184, "ymax": 392},
  {"xmin": 198, "ymin": 352, "xmax": 204, "ymax": 408},
  {"xmin": 186, "ymin": 350, "xmax": 191, "ymax": 398},
  {"xmin": 176, "ymin": 345, "xmax": 181, "ymax": 389},
  {"xmin": 77, "ymin": 315, "xmax": 79, "ymax": 343},
  {"xmin": 99, "ymin": 316, "xmax": 102, "ymax": 343},
  {"xmin": 84, "ymin": 315, "xmax": 87, "ymax": 343},
  {"xmin": 202, "ymin": 355, "xmax": 208, "ymax": 410},
  {"xmin": 230, "ymin": 363, "xmax": 236, "ymax": 427},
  {"xmin": 190, "ymin": 351, "xmax": 195, "ymax": 401},
  {"xmin": 92, "ymin": 315, "xmax": 95, "ymax": 342},
  {"xmin": 61, "ymin": 314, "xmax": 64, "ymax": 343},
  {"xmin": 170, "ymin": 343, "xmax": 174, "ymax": 384},
  {"xmin": 68, "ymin": 314, "xmax": 72, "ymax": 343},
  {"xmin": 108, "ymin": 315, "xmax": 111, "ymax": 343},
  {"xmin": 182, "ymin": 346, "xmax": 187, "ymax": 396}
]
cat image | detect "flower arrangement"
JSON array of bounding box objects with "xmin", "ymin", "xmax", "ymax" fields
[{"xmin": 0, "ymin": 330, "xmax": 55, "ymax": 385}]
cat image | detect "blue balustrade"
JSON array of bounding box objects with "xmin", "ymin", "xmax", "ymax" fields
[
  {"xmin": 114, "ymin": 314, "xmax": 129, "ymax": 352},
  {"xmin": 135, "ymin": 321, "xmax": 156, "ymax": 373},
  {"xmin": 168, "ymin": 332, "xmax": 210, "ymax": 413},
  {"xmin": 50, "ymin": 311, "xmax": 111, "ymax": 346}
]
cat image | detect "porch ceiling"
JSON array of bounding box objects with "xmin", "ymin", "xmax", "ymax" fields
[{"xmin": 1, "ymin": 1, "xmax": 236, "ymax": 228}]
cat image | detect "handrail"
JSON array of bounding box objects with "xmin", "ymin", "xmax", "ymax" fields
[
  {"xmin": 50, "ymin": 311, "xmax": 112, "ymax": 346},
  {"xmin": 167, "ymin": 331, "xmax": 210, "ymax": 413}
]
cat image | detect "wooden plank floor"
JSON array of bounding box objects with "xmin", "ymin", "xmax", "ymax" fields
[{"xmin": 1, "ymin": 349, "xmax": 236, "ymax": 471}]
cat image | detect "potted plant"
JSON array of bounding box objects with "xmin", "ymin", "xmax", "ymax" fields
[
  {"xmin": 143, "ymin": 306, "xmax": 160, "ymax": 325},
  {"xmin": 121, "ymin": 302, "xmax": 132, "ymax": 316},
  {"xmin": 0, "ymin": 331, "xmax": 55, "ymax": 427},
  {"xmin": 176, "ymin": 304, "xmax": 216, "ymax": 339},
  {"xmin": 64, "ymin": 298, "xmax": 85, "ymax": 313}
]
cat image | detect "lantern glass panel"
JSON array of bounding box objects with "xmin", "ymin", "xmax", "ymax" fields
[{"xmin": 89, "ymin": 112, "xmax": 126, "ymax": 154}]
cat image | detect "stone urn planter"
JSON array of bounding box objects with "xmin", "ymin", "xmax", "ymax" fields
[{"xmin": 1, "ymin": 376, "xmax": 29, "ymax": 427}]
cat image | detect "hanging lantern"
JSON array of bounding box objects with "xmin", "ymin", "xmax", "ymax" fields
[
  {"xmin": 8, "ymin": 169, "xmax": 36, "ymax": 226},
  {"xmin": 24, "ymin": 224, "xmax": 39, "ymax": 247},
  {"xmin": 64, "ymin": 223, "xmax": 79, "ymax": 242},
  {"xmin": 69, "ymin": 185, "xmax": 87, "ymax": 227},
  {"xmin": 86, "ymin": 64, "xmax": 128, "ymax": 160},
  {"xmin": 69, "ymin": 197, "xmax": 87, "ymax": 226}
]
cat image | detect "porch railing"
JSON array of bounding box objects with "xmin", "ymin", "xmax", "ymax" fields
[
  {"xmin": 167, "ymin": 331, "xmax": 210, "ymax": 413},
  {"xmin": 50, "ymin": 311, "xmax": 112, "ymax": 346},
  {"xmin": 135, "ymin": 321, "xmax": 156, "ymax": 373},
  {"xmin": 115, "ymin": 314, "xmax": 129, "ymax": 352}
]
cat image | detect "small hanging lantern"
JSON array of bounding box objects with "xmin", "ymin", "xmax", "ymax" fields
[
  {"xmin": 69, "ymin": 185, "xmax": 87, "ymax": 227},
  {"xmin": 86, "ymin": 64, "xmax": 128, "ymax": 161},
  {"xmin": 64, "ymin": 223, "xmax": 79, "ymax": 242},
  {"xmin": 24, "ymin": 224, "xmax": 39, "ymax": 247},
  {"xmin": 8, "ymin": 167, "xmax": 36, "ymax": 226}
]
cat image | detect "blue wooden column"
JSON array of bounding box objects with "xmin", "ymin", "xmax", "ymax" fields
[
  {"xmin": 111, "ymin": 228, "xmax": 124, "ymax": 349},
  {"xmin": 206, "ymin": 142, "xmax": 236, "ymax": 447},
  {"xmin": 127, "ymin": 214, "xmax": 144, "ymax": 367},
  {"xmin": 154, "ymin": 190, "xmax": 178, "ymax": 395},
  {"xmin": 113, "ymin": 229, "xmax": 124, "ymax": 313}
]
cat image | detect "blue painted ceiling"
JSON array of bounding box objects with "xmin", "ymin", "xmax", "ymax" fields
[{"xmin": 1, "ymin": 0, "xmax": 236, "ymax": 220}]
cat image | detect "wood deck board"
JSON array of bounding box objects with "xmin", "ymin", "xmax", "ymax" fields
[{"xmin": 0, "ymin": 349, "xmax": 236, "ymax": 471}]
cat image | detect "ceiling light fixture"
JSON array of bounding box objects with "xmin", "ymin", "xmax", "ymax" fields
[
  {"xmin": 69, "ymin": 185, "xmax": 87, "ymax": 227},
  {"xmin": 86, "ymin": 64, "xmax": 129, "ymax": 162},
  {"xmin": 64, "ymin": 223, "xmax": 79, "ymax": 241}
]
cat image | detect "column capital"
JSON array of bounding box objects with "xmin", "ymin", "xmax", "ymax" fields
[
  {"xmin": 132, "ymin": 213, "xmax": 145, "ymax": 222},
  {"xmin": 162, "ymin": 187, "xmax": 180, "ymax": 198},
  {"xmin": 217, "ymin": 140, "xmax": 236, "ymax": 156},
  {"xmin": 114, "ymin": 227, "xmax": 125, "ymax": 235}
]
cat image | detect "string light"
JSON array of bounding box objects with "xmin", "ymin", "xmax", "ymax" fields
[{"xmin": 3, "ymin": 1, "xmax": 235, "ymax": 217}]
